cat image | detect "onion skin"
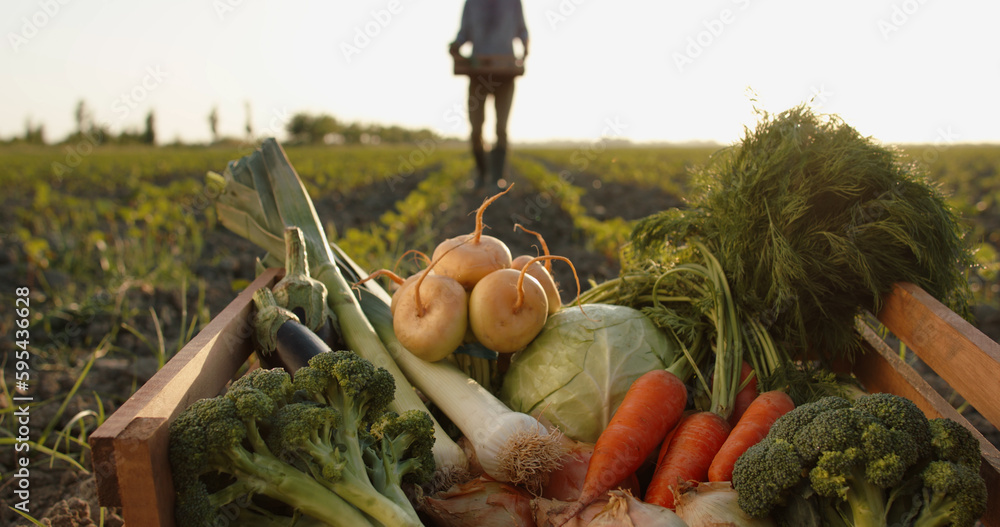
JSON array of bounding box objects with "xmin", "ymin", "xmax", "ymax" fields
[
  {"xmin": 421, "ymin": 476, "xmax": 535, "ymax": 527},
  {"xmin": 542, "ymin": 439, "xmax": 641, "ymax": 502},
  {"xmin": 674, "ymin": 481, "xmax": 776, "ymax": 527},
  {"xmin": 532, "ymin": 496, "xmax": 608, "ymax": 527}
]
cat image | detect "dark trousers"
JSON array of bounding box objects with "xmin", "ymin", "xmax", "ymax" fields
[{"xmin": 468, "ymin": 74, "xmax": 515, "ymax": 181}]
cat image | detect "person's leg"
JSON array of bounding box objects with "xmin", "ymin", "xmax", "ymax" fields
[
  {"xmin": 468, "ymin": 76, "xmax": 488, "ymax": 184},
  {"xmin": 491, "ymin": 76, "xmax": 516, "ymax": 182}
]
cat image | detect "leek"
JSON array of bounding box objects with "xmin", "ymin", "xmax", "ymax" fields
[{"xmin": 209, "ymin": 138, "xmax": 468, "ymax": 475}]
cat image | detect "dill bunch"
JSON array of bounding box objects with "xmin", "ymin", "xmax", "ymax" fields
[{"xmin": 629, "ymin": 105, "xmax": 974, "ymax": 363}]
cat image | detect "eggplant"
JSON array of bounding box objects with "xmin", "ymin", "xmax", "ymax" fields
[{"xmin": 252, "ymin": 287, "xmax": 330, "ymax": 374}]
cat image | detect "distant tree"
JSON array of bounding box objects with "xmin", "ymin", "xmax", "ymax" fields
[
  {"xmin": 286, "ymin": 112, "xmax": 341, "ymax": 144},
  {"xmin": 284, "ymin": 111, "xmax": 442, "ymax": 145},
  {"xmin": 208, "ymin": 106, "xmax": 219, "ymax": 143},
  {"xmin": 341, "ymin": 122, "xmax": 363, "ymax": 145},
  {"xmin": 244, "ymin": 101, "xmax": 253, "ymax": 138},
  {"xmin": 143, "ymin": 111, "xmax": 156, "ymax": 145},
  {"xmin": 75, "ymin": 100, "xmax": 91, "ymax": 135},
  {"xmin": 23, "ymin": 118, "xmax": 45, "ymax": 145}
]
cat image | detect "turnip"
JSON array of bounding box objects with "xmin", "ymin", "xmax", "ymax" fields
[
  {"xmin": 469, "ymin": 255, "xmax": 581, "ymax": 354},
  {"xmin": 360, "ymin": 250, "xmax": 467, "ymax": 362},
  {"xmin": 392, "ymin": 269, "xmax": 468, "ymax": 362},
  {"xmin": 511, "ymin": 224, "xmax": 562, "ymax": 314},
  {"xmin": 432, "ymin": 185, "xmax": 514, "ymax": 291}
]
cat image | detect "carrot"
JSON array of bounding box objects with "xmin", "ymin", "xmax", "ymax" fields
[
  {"xmin": 727, "ymin": 361, "xmax": 758, "ymax": 428},
  {"xmin": 644, "ymin": 411, "xmax": 731, "ymax": 510},
  {"xmin": 655, "ymin": 410, "xmax": 693, "ymax": 467},
  {"xmin": 708, "ymin": 390, "xmax": 795, "ymax": 482},
  {"xmin": 550, "ymin": 369, "xmax": 686, "ymax": 526}
]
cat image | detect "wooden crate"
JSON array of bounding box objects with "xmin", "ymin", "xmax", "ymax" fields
[
  {"xmin": 453, "ymin": 54, "xmax": 524, "ymax": 77},
  {"xmin": 852, "ymin": 282, "xmax": 1000, "ymax": 526},
  {"xmin": 90, "ymin": 277, "xmax": 1000, "ymax": 526},
  {"xmin": 89, "ymin": 268, "xmax": 282, "ymax": 527}
]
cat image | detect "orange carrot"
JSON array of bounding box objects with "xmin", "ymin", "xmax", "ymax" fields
[
  {"xmin": 551, "ymin": 369, "xmax": 686, "ymax": 526},
  {"xmin": 655, "ymin": 410, "xmax": 694, "ymax": 467},
  {"xmin": 644, "ymin": 411, "xmax": 731, "ymax": 510},
  {"xmin": 708, "ymin": 390, "xmax": 795, "ymax": 482},
  {"xmin": 727, "ymin": 361, "xmax": 758, "ymax": 428}
]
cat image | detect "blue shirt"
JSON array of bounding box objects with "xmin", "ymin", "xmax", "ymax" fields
[{"xmin": 454, "ymin": 0, "xmax": 528, "ymax": 57}]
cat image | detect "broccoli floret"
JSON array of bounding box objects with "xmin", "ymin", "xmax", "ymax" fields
[
  {"xmin": 168, "ymin": 390, "xmax": 373, "ymax": 527},
  {"xmin": 731, "ymin": 437, "xmax": 808, "ymax": 518},
  {"xmin": 854, "ymin": 392, "xmax": 932, "ymax": 460},
  {"xmin": 169, "ymin": 352, "xmax": 434, "ymax": 527},
  {"xmin": 928, "ymin": 418, "xmax": 981, "ymax": 470},
  {"xmin": 767, "ymin": 395, "xmax": 852, "ymax": 443},
  {"xmin": 911, "ymin": 461, "xmax": 987, "ymax": 527},
  {"xmin": 293, "ymin": 349, "xmax": 395, "ymax": 426},
  {"xmin": 266, "ymin": 401, "xmax": 424, "ymax": 527},
  {"xmin": 366, "ymin": 410, "xmax": 436, "ymax": 508},
  {"xmin": 731, "ymin": 393, "xmax": 986, "ymax": 527},
  {"xmin": 795, "ymin": 405, "xmax": 917, "ymax": 525}
]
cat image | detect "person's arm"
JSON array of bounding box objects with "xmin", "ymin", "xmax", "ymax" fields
[
  {"xmin": 451, "ymin": 1, "xmax": 473, "ymax": 55},
  {"xmin": 515, "ymin": 0, "xmax": 528, "ymax": 58}
]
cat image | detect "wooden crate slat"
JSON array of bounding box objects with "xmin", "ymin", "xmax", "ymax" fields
[
  {"xmin": 89, "ymin": 268, "xmax": 281, "ymax": 523},
  {"xmin": 878, "ymin": 282, "xmax": 1000, "ymax": 427}
]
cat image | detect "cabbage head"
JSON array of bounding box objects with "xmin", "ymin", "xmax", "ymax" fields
[{"xmin": 499, "ymin": 304, "xmax": 679, "ymax": 443}]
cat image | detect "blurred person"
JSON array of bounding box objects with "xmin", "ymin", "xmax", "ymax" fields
[{"xmin": 449, "ymin": 0, "xmax": 528, "ymax": 189}]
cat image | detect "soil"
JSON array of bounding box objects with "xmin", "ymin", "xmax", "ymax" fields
[{"xmin": 7, "ymin": 154, "xmax": 999, "ymax": 526}]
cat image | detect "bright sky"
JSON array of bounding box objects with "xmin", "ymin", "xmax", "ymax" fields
[{"xmin": 3, "ymin": 0, "xmax": 1000, "ymax": 146}]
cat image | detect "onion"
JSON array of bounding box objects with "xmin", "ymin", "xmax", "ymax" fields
[
  {"xmin": 531, "ymin": 496, "xmax": 608, "ymax": 527},
  {"xmin": 674, "ymin": 481, "xmax": 776, "ymax": 527},
  {"xmin": 589, "ymin": 490, "xmax": 687, "ymax": 526},
  {"xmin": 420, "ymin": 476, "xmax": 535, "ymax": 527}
]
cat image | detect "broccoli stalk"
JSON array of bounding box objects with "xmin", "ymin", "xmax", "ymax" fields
[
  {"xmin": 809, "ymin": 448, "xmax": 891, "ymax": 527},
  {"xmin": 169, "ymin": 355, "xmax": 435, "ymax": 527},
  {"xmin": 279, "ymin": 350, "xmax": 426, "ymax": 527},
  {"xmin": 168, "ymin": 383, "xmax": 374, "ymax": 526},
  {"xmin": 367, "ymin": 410, "xmax": 437, "ymax": 511},
  {"xmin": 911, "ymin": 461, "xmax": 988, "ymax": 527}
]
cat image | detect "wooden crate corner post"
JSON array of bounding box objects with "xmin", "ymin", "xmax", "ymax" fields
[{"xmin": 89, "ymin": 269, "xmax": 282, "ymax": 526}]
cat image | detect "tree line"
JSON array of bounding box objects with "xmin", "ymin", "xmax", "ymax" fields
[{"xmin": 5, "ymin": 101, "xmax": 445, "ymax": 147}]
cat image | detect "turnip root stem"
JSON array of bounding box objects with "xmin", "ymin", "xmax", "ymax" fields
[{"xmin": 514, "ymin": 223, "xmax": 553, "ymax": 272}]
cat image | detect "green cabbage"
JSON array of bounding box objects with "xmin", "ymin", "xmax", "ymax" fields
[{"xmin": 499, "ymin": 304, "xmax": 679, "ymax": 443}]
